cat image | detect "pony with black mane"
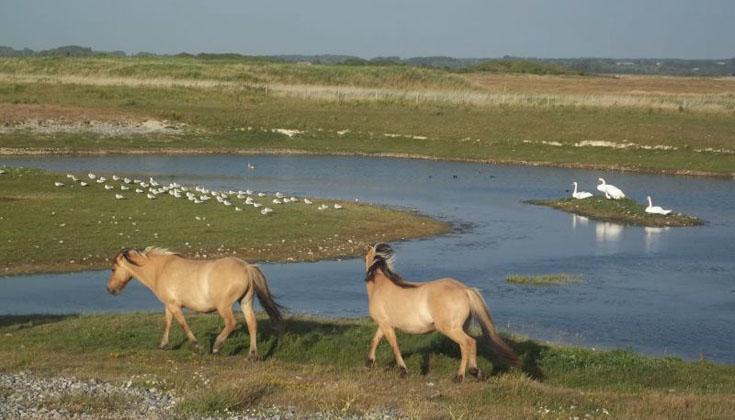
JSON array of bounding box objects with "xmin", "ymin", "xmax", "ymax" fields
[
  {"xmin": 363, "ymin": 243, "xmax": 519, "ymax": 382},
  {"xmin": 107, "ymin": 247, "xmax": 283, "ymax": 357}
]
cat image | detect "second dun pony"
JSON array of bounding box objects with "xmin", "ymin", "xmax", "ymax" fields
[
  {"xmin": 364, "ymin": 243, "xmax": 519, "ymax": 381},
  {"xmin": 107, "ymin": 247, "xmax": 283, "ymax": 358}
]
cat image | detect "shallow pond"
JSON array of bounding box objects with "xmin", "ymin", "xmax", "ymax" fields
[{"xmin": 1, "ymin": 155, "xmax": 734, "ymax": 363}]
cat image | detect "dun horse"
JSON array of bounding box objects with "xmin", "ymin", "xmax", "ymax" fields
[
  {"xmin": 107, "ymin": 247, "xmax": 283, "ymax": 357},
  {"xmin": 364, "ymin": 243, "xmax": 519, "ymax": 381}
]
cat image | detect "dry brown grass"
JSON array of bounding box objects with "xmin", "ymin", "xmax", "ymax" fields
[{"xmin": 4, "ymin": 72, "xmax": 735, "ymax": 113}]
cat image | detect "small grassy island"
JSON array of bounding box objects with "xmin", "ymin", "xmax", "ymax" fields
[
  {"xmin": 527, "ymin": 196, "xmax": 702, "ymax": 227},
  {"xmin": 506, "ymin": 273, "xmax": 582, "ymax": 285},
  {"xmin": 0, "ymin": 167, "xmax": 448, "ymax": 275}
]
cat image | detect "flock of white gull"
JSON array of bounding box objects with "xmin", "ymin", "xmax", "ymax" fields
[
  {"xmin": 572, "ymin": 177, "xmax": 673, "ymax": 215},
  {"xmin": 53, "ymin": 172, "xmax": 344, "ymax": 215}
]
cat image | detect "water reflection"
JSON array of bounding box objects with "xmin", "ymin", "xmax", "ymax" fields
[
  {"xmin": 572, "ymin": 214, "xmax": 589, "ymax": 230},
  {"xmin": 595, "ymin": 222, "xmax": 624, "ymax": 243},
  {"xmin": 644, "ymin": 226, "xmax": 670, "ymax": 252}
]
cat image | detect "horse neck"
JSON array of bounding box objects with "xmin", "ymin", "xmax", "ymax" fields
[
  {"xmin": 126, "ymin": 255, "xmax": 162, "ymax": 291},
  {"xmin": 371, "ymin": 270, "xmax": 401, "ymax": 290}
]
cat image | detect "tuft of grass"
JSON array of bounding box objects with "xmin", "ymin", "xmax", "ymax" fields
[
  {"xmin": 506, "ymin": 273, "xmax": 582, "ymax": 285},
  {"xmin": 0, "ymin": 167, "xmax": 448, "ymax": 275},
  {"xmin": 40, "ymin": 392, "xmax": 135, "ymax": 416},
  {"xmin": 527, "ymin": 196, "xmax": 702, "ymax": 227},
  {"xmin": 0, "ymin": 313, "xmax": 733, "ymax": 419}
]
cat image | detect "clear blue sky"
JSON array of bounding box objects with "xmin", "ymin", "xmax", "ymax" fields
[{"xmin": 1, "ymin": 0, "xmax": 733, "ymax": 58}]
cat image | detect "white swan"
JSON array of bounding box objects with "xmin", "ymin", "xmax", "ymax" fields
[
  {"xmin": 571, "ymin": 182, "xmax": 593, "ymax": 199},
  {"xmin": 597, "ymin": 178, "xmax": 625, "ymax": 200},
  {"xmin": 645, "ymin": 196, "xmax": 672, "ymax": 215}
]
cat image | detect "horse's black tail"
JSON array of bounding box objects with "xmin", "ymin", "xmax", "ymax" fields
[{"xmin": 246, "ymin": 264, "xmax": 284, "ymax": 322}]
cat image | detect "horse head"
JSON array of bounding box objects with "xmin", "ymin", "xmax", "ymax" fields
[{"xmin": 107, "ymin": 248, "xmax": 146, "ymax": 295}]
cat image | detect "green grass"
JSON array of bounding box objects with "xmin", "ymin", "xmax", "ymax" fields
[
  {"xmin": 1, "ymin": 56, "xmax": 734, "ymax": 176},
  {"xmin": 0, "ymin": 167, "xmax": 447, "ymax": 275},
  {"xmin": 527, "ymin": 196, "xmax": 702, "ymax": 227},
  {"xmin": 506, "ymin": 273, "xmax": 582, "ymax": 285},
  {"xmin": 1, "ymin": 313, "xmax": 733, "ymax": 418}
]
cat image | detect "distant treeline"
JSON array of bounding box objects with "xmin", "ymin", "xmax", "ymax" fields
[{"xmin": 1, "ymin": 45, "xmax": 734, "ymax": 76}]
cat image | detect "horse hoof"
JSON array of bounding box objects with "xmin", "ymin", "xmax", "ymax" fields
[
  {"xmin": 192, "ymin": 343, "xmax": 202, "ymax": 353},
  {"xmin": 212, "ymin": 348, "xmax": 220, "ymax": 355},
  {"xmin": 399, "ymin": 367, "xmax": 408, "ymax": 378},
  {"xmin": 158, "ymin": 344, "xmax": 169, "ymax": 350},
  {"xmin": 248, "ymin": 353, "xmax": 262, "ymax": 361},
  {"xmin": 365, "ymin": 358, "xmax": 375, "ymax": 369},
  {"xmin": 469, "ymin": 368, "xmax": 483, "ymax": 380},
  {"xmin": 453, "ymin": 374, "xmax": 465, "ymax": 383}
]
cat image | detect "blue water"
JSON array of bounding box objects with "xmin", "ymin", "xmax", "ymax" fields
[{"xmin": 1, "ymin": 155, "xmax": 734, "ymax": 363}]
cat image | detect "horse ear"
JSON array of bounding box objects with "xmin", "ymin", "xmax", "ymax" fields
[{"xmin": 123, "ymin": 249, "xmax": 146, "ymax": 266}]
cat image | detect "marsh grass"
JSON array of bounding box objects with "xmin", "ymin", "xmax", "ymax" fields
[
  {"xmin": 1, "ymin": 56, "xmax": 734, "ymax": 176},
  {"xmin": 527, "ymin": 197, "xmax": 702, "ymax": 227},
  {"xmin": 0, "ymin": 313, "xmax": 733, "ymax": 419},
  {"xmin": 0, "ymin": 167, "xmax": 447, "ymax": 274},
  {"xmin": 506, "ymin": 273, "xmax": 582, "ymax": 285}
]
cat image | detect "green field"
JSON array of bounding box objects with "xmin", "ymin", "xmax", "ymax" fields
[
  {"xmin": 1, "ymin": 313, "xmax": 733, "ymax": 419},
  {"xmin": 0, "ymin": 167, "xmax": 447, "ymax": 275},
  {"xmin": 1, "ymin": 56, "xmax": 734, "ymax": 176}
]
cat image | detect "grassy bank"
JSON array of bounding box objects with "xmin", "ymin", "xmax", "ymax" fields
[
  {"xmin": 0, "ymin": 313, "xmax": 733, "ymax": 418},
  {"xmin": 0, "ymin": 56, "xmax": 734, "ymax": 176},
  {"xmin": 0, "ymin": 167, "xmax": 447, "ymax": 275},
  {"xmin": 527, "ymin": 197, "xmax": 702, "ymax": 227}
]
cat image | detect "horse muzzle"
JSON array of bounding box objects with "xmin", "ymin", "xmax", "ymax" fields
[{"xmin": 107, "ymin": 286, "xmax": 120, "ymax": 296}]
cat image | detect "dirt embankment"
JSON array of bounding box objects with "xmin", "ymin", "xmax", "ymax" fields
[{"xmin": 0, "ymin": 104, "xmax": 186, "ymax": 136}]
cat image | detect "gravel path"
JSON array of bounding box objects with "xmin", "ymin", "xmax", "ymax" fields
[
  {"xmin": 0, "ymin": 370, "xmax": 176, "ymax": 419},
  {"xmin": 0, "ymin": 371, "xmax": 400, "ymax": 419}
]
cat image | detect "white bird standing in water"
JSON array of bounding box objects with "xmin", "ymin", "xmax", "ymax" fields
[
  {"xmin": 645, "ymin": 196, "xmax": 672, "ymax": 215},
  {"xmin": 571, "ymin": 182, "xmax": 593, "ymax": 199},
  {"xmin": 597, "ymin": 178, "xmax": 625, "ymax": 200}
]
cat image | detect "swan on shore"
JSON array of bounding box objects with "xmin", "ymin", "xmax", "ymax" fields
[
  {"xmin": 572, "ymin": 182, "xmax": 593, "ymax": 199},
  {"xmin": 645, "ymin": 196, "xmax": 672, "ymax": 215},
  {"xmin": 597, "ymin": 178, "xmax": 625, "ymax": 200}
]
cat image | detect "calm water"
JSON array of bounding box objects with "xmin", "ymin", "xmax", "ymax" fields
[{"xmin": 1, "ymin": 155, "xmax": 734, "ymax": 363}]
